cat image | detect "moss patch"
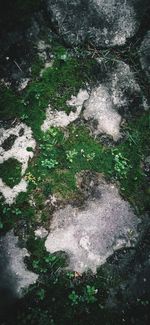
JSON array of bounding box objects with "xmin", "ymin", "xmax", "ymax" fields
[{"xmin": 0, "ymin": 158, "xmax": 22, "ymax": 188}]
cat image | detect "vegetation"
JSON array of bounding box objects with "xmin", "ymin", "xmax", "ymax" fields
[
  {"xmin": 0, "ymin": 20, "xmax": 150, "ymax": 325},
  {"xmin": 0, "ymin": 158, "xmax": 22, "ymax": 188}
]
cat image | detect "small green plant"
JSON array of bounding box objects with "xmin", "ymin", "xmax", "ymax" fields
[
  {"xmin": 2, "ymin": 206, "xmax": 11, "ymax": 214},
  {"xmin": 36, "ymin": 288, "xmax": 45, "ymax": 301},
  {"xmin": 68, "ymin": 290, "xmax": 79, "ymax": 306},
  {"xmin": 68, "ymin": 285, "xmax": 98, "ymax": 306},
  {"xmin": 25, "ymin": 172, "xmax": 37, "ymax": 185},
  {"xmin": 66, "ymin": 149, "xmax": 78, "ymax": 163},
  {"xmin": 0, "ymin": 220, "xmax": 3, "ymax": 229},
  {"xmin": 20, "ymin": 113, "xmax": 29, "ymax": 121},
  {"xmin": 41, "ymin": 158, "xmax": 58, "ymax": 169},
  {"xmin": 86, "ymin": 152, "xmax": 96, "ymax": 161},
  {"xmin": 83, "ymin": 285, "xmax": 98, "ymax": 304},
  {"xmin": 13, "ymin": 208, "xmax": 22, "ymax": 216},
  {"xmin": 112, "ymin": 150, "xmax": 132, "ymax": 179}
]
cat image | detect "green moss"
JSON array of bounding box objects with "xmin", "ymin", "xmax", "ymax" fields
[
  {"xmin": 117, "ymin": 112, "xmax": 150, "ymax": 213},
  {"xmin": 0, "ymin": 158, "xmax": 22, "ymax": 188},
  {"xmin": 0, "ymin": 85, "xmax": 22, "ymax": 120}
]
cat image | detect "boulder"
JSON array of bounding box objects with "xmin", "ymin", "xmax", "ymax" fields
[
  {"xmin": 45, "ymin": 172, "xmax": 140, "ymax": 273},
  {"xmin": 139, "ymin": 31, "xmax": 150, "ymax": 80},
  {"xmin": 45, "ymin": 0, "xmax": 147, "ymax": 47}
]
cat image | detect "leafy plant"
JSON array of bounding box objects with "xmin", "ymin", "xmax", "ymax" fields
[
  {"xmin": 68, "ymin": 290, "xmax": 79, "ymax": 306},
  {"xmin": 36, "ymin": 288, "xmax": 45, "ymax": 301},
  {"xmin": 83, "ymin": 285, "xmax": 98, "ymax": 304},
  {"xmin": 20, "ymin": 113, "xmax": 29, "ymax": 121},
  {"xmin": 25, "ymin": 172, "xmax": 37, "ymax": 185},
  {"xmin": 66, "ymin": 149, "xmax": 78, "ymax": 163},
  {"xmin": 112, "ymin": 150, "xmax": 132, "ymax": 179},
  {"xmin": 41, "ymin": 158, "xmax": 58, "ymax": 169}
]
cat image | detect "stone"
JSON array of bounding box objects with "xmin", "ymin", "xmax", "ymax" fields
[
  {"xmin": 0, "ymin": 122, "xmax": 36, "ymax": 204},
  {"xmin": 139, "ymin": 31, "xmax": 150, "ymax": 80},
  {"xmin": 45, "ymin": 0, "xmax": 146, "ymax": 47},
  {"xmin": 83, "ymin": 61, "xmax": 147, "ymax": 140},
  {"xmin": 45, "ymin": 173, "xmax": 140, "ymax": 273},
  {"xmin": 83, "ymin": 85, "xmax": 122, "ymax": 141},
  {"xmin": 0, "ymin": 230, "xmax": 38, "ymax": 299}
]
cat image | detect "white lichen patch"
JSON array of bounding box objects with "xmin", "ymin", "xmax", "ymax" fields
[
  {"xmin": 66, "ymin": 89, "xmax": 89, "ymax": 108},
  {"xmin": 0, "ymin": 179, "xmax": 27, "ymax": 204},
  {"xmin": 34, "ymin": 227, "xmax": 48, "ymax": 239},
  {"xmin": 45, "ymin": 175, "xmax": 140, "ymax": 273},
  {"xmin": 41, "ymin": 89, "xmax": 89, "ymax": 132},
  {"xmin": 0, "ymin": 230, "xmax": 38, "ymax": 297},
  {"xmin": 18, "ymin": 78, "xmax": 30, "ymax": 91},
  {"xmin": 0, "ymin": 122, "xmax": 36, "ymax": 204},
  {"xmin": 83, "ymin": 85, "xmax": 121, "ymax": 141},
  {"xmin": 40, "ymin": 61, "xmax": 54, "ymax": 77},
  {"xmin": 83, "ymin": 61, "xmax": 147, "ymax": 140}
]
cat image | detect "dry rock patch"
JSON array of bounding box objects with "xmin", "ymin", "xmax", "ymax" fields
[
  {"xmin": 46, "ymin": 0, "xmax": 144, "ymax": 47},
  {"xmin": 45, "ymin": 173, "xmax": 140, "ymax": 273},
  {"xmin": 0, "ymin": 230, "xmax": 38, "ymax": 297}
]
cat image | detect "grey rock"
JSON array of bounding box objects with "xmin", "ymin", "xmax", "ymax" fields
[
  {"xmin": 45, "ymin": 0, "xmax": 147, "ymax": 47},
  {"xmin": 0, "ymin": 230, "xmax": 38, "ymax": 311},
  {"xmin": 139, "ymin": 31, "xmax": 150, "ymax": 80},
  {"xmin": 45, "ymin": 172, "xmax": 140, "ymax": 273}
]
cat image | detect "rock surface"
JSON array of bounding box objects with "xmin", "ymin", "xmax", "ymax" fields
[
  {"xmin": 42, "ymin": 61, "xmax": 147, "ymax": 139},
  {"xmin": 45, "ymin": 0, "xmax": 146, "ymax": 47},
  {"xmin": 139, "ymin": 31, "xmax": 150, "ymax": 80},
  {"xmin": 0, "ymin": 12, "xmax": 53, "ymax": 90},
  {"xmin": 83, "ymin": 85, "xmax": 122, "ymax": 141},
  {"xmin": 83, "ymin": 60, "xmax": 145, "ymax": 140},
  {"xmin": 0, "ymin": 230, "xmax": 38, "ymax": 303},
  {"xmin": 45, "ymin": 173, "xmax": 140, "ymax": 273}
]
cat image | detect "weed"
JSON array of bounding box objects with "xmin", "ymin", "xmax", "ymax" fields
[
  {"xmin": 83, "ymin": 285, "xmax": 98, "ymax": 304},
  {"xmin": 69, "ymin": 290, "xmax": 79, "ymax": 306},
  {"xmin": 25, "ymin": 172, "xmax": 37, "ymax": 185},
  {"xmin": 112, "ymin": 150, "xmax": 132, "ymax": 179},
  {"xmin": 36, "ymin": 288, "xmax": 45, "ymax": 301},
  {"xmin": 66, "ymin": 149, "xmax": 78, "ymax": 163},
  {"xmin": 41, "ymin": 158, "xmax": 58, "ymax": 170}
]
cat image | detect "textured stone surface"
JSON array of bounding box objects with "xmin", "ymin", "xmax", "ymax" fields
[
  {"xmin": 45, "ymin": 0, "xmax": 146, "ymax": 47},
  {"xmin": 83, "ymin": 60, "xmax": 147, "ymax": 140},
  {"xmin": 83, "ymin": 85, "xmax": 122, "ymax": 141},
  {"xmin": 140, "ymin": 31, "xmax": 150, "ymax": 80},
  {"xmin": 45, "ymin": 173, "xmax": 140, "ymax": 273},
  {"xmin": 0, "ymin": 230, "xmax": 38, "ymax": 299}
]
